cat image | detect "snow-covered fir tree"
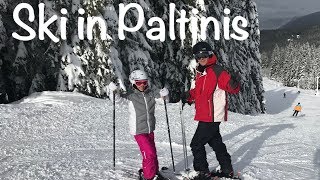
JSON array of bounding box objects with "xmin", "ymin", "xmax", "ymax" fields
[
  {"xmin": 0, "ymin": 0, "xmax": 265, "ymax": 115},
  {"xmin": 188, "ymin": 0, "xmax": 264, "ymax": 114},
  {"xmin": 105, "ymin": 0, "xmax": 159, "ymax": 94},
  {"xmin": 3, "ymin": 1, "xmax": 39, "ymax": 100},
  {"xmin": 0, "ymin": 0, "xmax": 5, "ymax": 50},
  {"xmin": 282, "ymin": 41, "xmax": 296, "ymax": 86},
  {"xmin": 0, "ymin": 0, "xmax": 7, "ymax": 103},
  {"xmin": 0, "ymin": 0, "xmax": 8, "ymax": 103},
  {"xmin": 102, "ymin": 0, "xmax": 193, "ymax": 101},
  {"xmin": 312, "ymin": 46, "xmax": 320, "ymax": 86},
  {"xmin": 269, "ymin": 40, "xmax": 320, "ymax": 90},
  {"xmin": 105, "ymin": 0, "xmax": 264, "ymax": 113},
  {"xmin": 147, "ymin": 0, "xmax": 194, "ymax": 102},
  {"xmin": 24, "ymin": 0, "xmax": 59, "ymax": 95},
  {"xmin": 54, "ymin": 0, "xmax": 85, "ymax": 92},
  {"xmin": 270, "ymin": 44, "xmax": 282, "ymax": 80},
  {"xmin": 12, "ymin": 41, "xmax": 29, "ymax": 99},
  {"xmin": 294, "ymin": 42, "xmax": 310, "ymax": 88},
  {"xmin": 71, "ymin": 0, "xmax": 112, "ymax": 97}
]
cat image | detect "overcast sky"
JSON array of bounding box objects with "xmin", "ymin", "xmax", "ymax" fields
[{"xmin": 253, "ymin": 0, "xmax": 320, "ymax": 29}]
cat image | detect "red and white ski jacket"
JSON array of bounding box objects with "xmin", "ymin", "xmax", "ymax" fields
[{"xmin": 187, "ymin": 55, "xmax": 240, "ymax": 122}]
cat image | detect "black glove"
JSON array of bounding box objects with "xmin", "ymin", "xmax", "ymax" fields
[
  {"xmin": 181, "ymin": 91, "xmax": 192, "ymax": 109},
  {"xmin": 180, "ymin": 91, "xmax": 188, "ymax": 104},
  {"xmin": 229, "ymin": 72, "xmax": 241, "ymax": 89}
]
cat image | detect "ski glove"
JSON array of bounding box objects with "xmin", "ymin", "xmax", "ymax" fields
[
  {"xmin": 159, "ymin": 87, "xmax": 169, "ymax": 97},
  {"xmin": 181, "ymin": 91, "xmax": 192, "ymax": 106},
  {"xmin": 181, "ymin": 93, "xmax": 192, "ymax": 110},
  {"xmin": 229, "ymin": 72, "xmax": 241, "ymax": 89},
  {"xmin": 108, "ymin": 82, "xmax": 118, "ymax": 92}
]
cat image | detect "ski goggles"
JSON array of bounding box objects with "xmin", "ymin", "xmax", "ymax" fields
[
  {"xmin": 135, "ymin": 80, "xmax": 148, "ymax": 86},
  {"xmin": 194, "ymin": 51, "xmax": 213, "ymax": 60}
]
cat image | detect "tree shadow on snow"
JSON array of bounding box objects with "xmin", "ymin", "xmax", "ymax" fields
[
  {"xmin": 170, "ymin": 123, "xmax": 295, "ymax": 174},
  {"xmin": 230, "ymin": 123, "xmax": 295, "ymax": 171},
  {"xmin": 183, "ymin": 123, "xmax": 295, "ymax": 172},
  {"xmin": 171, "ymin": 123, "xmax": 269, "ymax": 172},
  {"xmin": 222, "ymin": 123, "xmax": 265, "ymax": 142},
  {"xmin": 264, "ymin": 89, "xmax": 298, "ymax": 114}
]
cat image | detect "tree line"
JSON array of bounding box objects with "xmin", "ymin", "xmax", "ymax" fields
[{"xmin": 0, "ymin": 0, "xmax": 264, "ymax": 114}]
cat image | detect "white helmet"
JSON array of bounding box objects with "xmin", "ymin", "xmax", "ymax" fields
[{"xmin": 129, "ymin": 70, "xmax": 148, "ymax": 85}]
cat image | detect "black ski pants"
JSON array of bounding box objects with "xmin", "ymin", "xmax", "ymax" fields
[
  {"xmin": 190, "ymin": 122, "xmax": 232, "ymax": 173},
  {"xmin": 293, "ymin": 110, "xmax": 299, "ymax": 116}
]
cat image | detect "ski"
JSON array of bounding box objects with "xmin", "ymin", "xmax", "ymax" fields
[
  {"xmin": 208, "ymin": 170, "xmax": 242, "ymax": 180},
  {"xmin": 159, "ymin": 167, "xmax": 242, "ymax": 180},
  {"xmin": 160, "ymin": 166, "xmax": 191, "ymax": 180},
  {"xmin": 123, "ymin": 169, "xmax": 140, "ymax": 179},
  {"xmin": 137, "ymin": 168, "xmax": 172, "ymax": 180}
]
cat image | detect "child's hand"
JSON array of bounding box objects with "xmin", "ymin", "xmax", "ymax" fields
[{"xmin": 160, "ymin": 87, "xmax": 169, "ymax": 97}]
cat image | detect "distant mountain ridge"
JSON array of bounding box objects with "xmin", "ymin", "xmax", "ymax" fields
[
  {"xmin": 260, "ymin": 11, "xmax": 320, "ymax": 54},
  {"xmin": 260, "ymin": 25, "xmax": 320, "ymax": 53},
  {"xmin": 280, "ymin": 11, "xmax": 320, "ymax": 30}
]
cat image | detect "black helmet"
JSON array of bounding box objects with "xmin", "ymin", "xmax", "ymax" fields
[
  {"xmin": 192, "ymin": 42, "xmax": 213, "ymax": 54},
  {"xmin": 192, "ymin": 42, "xmax": 214, "ymax": 60}
]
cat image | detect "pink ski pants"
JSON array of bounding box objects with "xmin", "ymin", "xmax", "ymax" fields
[{"xmin": 134, "ymin": 132, "xmax": 159, "ymax": 179}]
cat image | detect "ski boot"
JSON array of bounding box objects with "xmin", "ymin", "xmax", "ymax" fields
[
  {"xmin": 210, "ymin": 170, "xmax": 241, "ymax": 179},
  {"xmin": 152, "ymin": 172, "xmax": 169, "ymax": 180},
  {"xmin": 190, "ymin": 171, "xmax": 213, "ymax": 180},
  {"xmin": 138, "ymin": 169, "xmax": 169, "ymax": 180}
]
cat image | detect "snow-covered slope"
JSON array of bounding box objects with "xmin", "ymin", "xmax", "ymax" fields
[{"xmin": 0, "ymin": 78, "xmax": 319, "ymax": 179}]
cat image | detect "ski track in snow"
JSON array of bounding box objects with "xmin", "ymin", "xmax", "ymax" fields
[{"xmin": 0, "ymin": 79, "xmax": 320, "ymax": 180}]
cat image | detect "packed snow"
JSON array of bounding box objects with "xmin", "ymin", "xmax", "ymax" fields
[{"xmin": 0, "ymin": 78, "xmax": 319, "ymax": 179}]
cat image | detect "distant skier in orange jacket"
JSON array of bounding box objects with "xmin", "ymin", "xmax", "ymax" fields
[{"xmin": 293, "ymin": 103, "xmax": 302, "ymax": 116}]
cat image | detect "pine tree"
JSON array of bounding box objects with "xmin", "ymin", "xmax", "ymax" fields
[
  {"xmin": 260, "ymin": 51, "xmax": 270, "ymax": 70},
  {"xmin": 53, "ymin": 0, "xmax": 84, "ymax": 92},
  {"xmin": 270, "ymin": 44, "xmax": 281, "ymax": 79},
  {"xmin": 3, "ymin": 0, "xmax": 39, "ymax": 100},
  {"xmin": 192, "ymin": 0, "xmax": 264, "ymax": 114},
  {"xmin": 269, "ymin": 40, "xmax": 320, "ymax": 90},
  {"xmin": 28, "ymin": 0, "xmax": 60, "ymax": 94},
  {"xmin": 13, "ymin": 41, "xmax": 29, "ymax": 99},
  {"xmin": 105, "ymin": 0, "xmax": 160, "ymax": 95},
  {"xmin": 0, "ymin": 0, "xmax": 60, "ymax": 102},
  {"xmin": 106, "ymin": 0, "xmax": 264, "ymax": 113},
  {"xmin": 282, "ymin": 41, "xmax": 295, "ymax": 86},
  {"xmin": 309, "ymin": 44, "xmax": 320, "ymax": 90},
  {"xmin": 1, "ymin": 0, "xmax": 265, "ymax": 114},
  {"xmin": 151, "ymin": 0, "xmax": 193, "ymax": 102},
  {"xmin": 74, "ymin": 0, "xmax": 112, "ymax": 97},
  {"xmin": 0, "ymin": 8, "xmax": 5, "ymax": 50},
  {"xmin": 313, "ymin": 46, "xmax": 320, "ymax": 83},
  {"xmin": 297, "ymin": 42, "xmax": 311, "ymax": 89},
  {"xmin": 0, "ymin": 0, "xmax": 7, "ymax": 102}
]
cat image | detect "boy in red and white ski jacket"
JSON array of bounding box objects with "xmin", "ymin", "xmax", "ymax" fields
[
  {"xmin": 187, "ymin": 54, "xmax": 240, "ymax": 122},
  {"xmin": 185, "ymin": 42, "xmax": 240, "ymax": 179}
]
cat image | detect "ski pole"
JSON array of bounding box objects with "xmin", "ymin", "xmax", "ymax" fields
[
  {"xmin": 112, "ymin": 92, "xmax": 116, "ymax": 170},
  {"xmin": 179, "ymin": 100, "xmax": 189, "ymax": 171},
  {"xmin": 163, "ymin": 98, "xmax": 175, "ymax": 172}
]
